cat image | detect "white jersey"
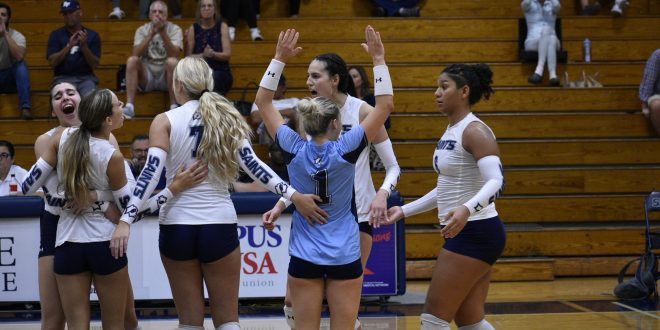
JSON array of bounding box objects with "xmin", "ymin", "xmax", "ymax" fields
[
  {"xmin": 433, "ymin": 113, "xmax": 499, "ymax": 223},
  {"xmin": 339, "ymin": 95, "xmax": 375, "ymax": 223},
  {"xmin": 161, "ymin": 100, "xmax": 237, "ymax": 225},
  {"xmin": 55, "ymin": 127, "xmax": 117, "ymax": 246},
  {"xmin": 42, "ymin": 127, "xmax": 66, "ymax": 215}
]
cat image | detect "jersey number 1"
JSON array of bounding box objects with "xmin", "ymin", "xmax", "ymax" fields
[{"xmin": 312, "ymin": 169, "xmax": 331, "ymax": 205}]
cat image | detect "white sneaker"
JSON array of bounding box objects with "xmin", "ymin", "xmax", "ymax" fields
[
  {"xmin": 108, "ymin": 7, "xmax": 125, "ymax": 19},
  {"xmin": 123, "ymin": 103, "xmax": 135, "ymax": 119},
  {"xmin": 250, "ymin": 28, "xmax": 263, "ymax": 41},
  {"xmin": 612, "ymin": 0, "xmax": 628, "ymax": 16},
  {"xmin": 228, "ymin": 27, "xmax": 236, "ymax": 41}
]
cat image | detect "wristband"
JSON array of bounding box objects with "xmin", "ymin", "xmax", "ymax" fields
[
  {"xmin": 373, "ymin": 65, "xmax": 393, "ymax": 96},
  {"xmin": 260, "ymin": 59, "xmax": 285, "ymax": 91}
]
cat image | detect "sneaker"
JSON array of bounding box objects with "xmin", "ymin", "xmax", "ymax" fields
[
  {"xmin": 123, "ymin": 103, "xmax": 135, "ymax": 119},
  {"xmin": 108, "ymin": 7, "xmax": 125, "ymax": 19},
  {"xmin": 548, "ymin": 77, "xmax": 561, "ymax": 87},
  {"xmin": 528, "ymin": 73, "xmax": 543, "ymax": 84},
  {"xmin": 250, "ymin": 28, "xmax": 263, "ymax": 41},
  {"xmin": 581, "ymin": 3, "xmax": 600, "ymax": 15},
  {"xmin": 612, "ymin": 0, "xmax": 628, "ymax": 16},
  {"xmin": 20, "ymin": 108, "xmax": 33, "ymax": 120},
  {"xmin": 398, "ymin": 6, "xmax": 420, "ymax": 17},
  {"xmin": 228, "ymin": 27, "xmax": 236, "ymax": 41}
]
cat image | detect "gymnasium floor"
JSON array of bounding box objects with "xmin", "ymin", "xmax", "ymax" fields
[{"xmin": 1, "ymin": 277, "xmax": 659, "ymax": 329}]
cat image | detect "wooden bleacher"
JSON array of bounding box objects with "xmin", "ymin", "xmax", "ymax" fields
[{"xmin": 2, "ymin": 0, "xmax": 659, "ymax": 282}]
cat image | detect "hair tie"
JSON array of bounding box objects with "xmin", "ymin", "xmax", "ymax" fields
[{"xmin": 201, "ymin": 89, "xmax": 209, "ymax": 96}]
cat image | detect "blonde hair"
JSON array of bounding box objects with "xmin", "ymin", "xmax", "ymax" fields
[
  {"xmin": 174, "ymin": 56, "xmax": 252, "ymax": 183},
  {"xmin": 61, "ymin": 89, "xmax": 114, "ymax": 207},
  {"xmin": 297, "ymin": 97, "xmax": 341, "ymax": 137}
]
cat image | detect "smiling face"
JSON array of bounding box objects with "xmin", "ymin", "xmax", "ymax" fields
[
  {"xmin": 434, "ymin": 73, "xmax": 468, "ymax": 116},
  {"xmin": 107, "ymin": 92, "xmax": 125, "ymax": 130},
  {"xmin": 306, "ymin": 59, "xmax": 338, "ymax": 98},
  {"xmin": 51, "ymin": 82, "xmax": 81, "ymax": 127}
]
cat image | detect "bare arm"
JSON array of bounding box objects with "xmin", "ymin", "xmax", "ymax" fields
[
  {"xmin": 132, "ymin": 25, "xmax": 155, "ymax": 57},
  {"xmin": 159, "ymin": 22, "xmax": 181, "ymax": 58},
  {"xmin": 0, "ymin": 26, "xmax": 25, "ymax": 61},
  {"xmin": 185, "ymin": 25, "xmax": 196, "ymax": 56}
]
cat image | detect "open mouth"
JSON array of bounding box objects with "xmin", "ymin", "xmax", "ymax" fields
[
  {"xmin": 310, "ymin": 90, "xmax": 318, "ymax": 97},
  {"xmin": 62, "ymin": 104, "xmax": 75, "ymax": 114}
]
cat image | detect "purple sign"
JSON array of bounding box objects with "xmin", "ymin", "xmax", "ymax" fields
[{"xmin": 362, "ymin": 222, "xmax": 398, "ymax": 296}]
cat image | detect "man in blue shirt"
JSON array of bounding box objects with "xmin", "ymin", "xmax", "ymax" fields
[{"xmin": 46, "ymin": 0, "xmax": 100, "ymax": 96}]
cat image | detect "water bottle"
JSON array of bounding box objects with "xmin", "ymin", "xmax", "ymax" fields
[
  {"xmin": 8, "ymin": 173, "xmax": 18, "ymax": 196},
  {"xmin": 583, "ymin": 38, "xmax": 592, "ymax": 63}
]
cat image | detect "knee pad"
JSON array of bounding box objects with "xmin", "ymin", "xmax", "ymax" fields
[
  {"xmin": 283, "ymin": 305, "xmax": 296, "ymax": 329},
  {"xmin": 216, "ymin": 322, "xmax": 240, "ymax": 330},
  {"xmin": 420, "ymin": 313, "xmax": 451, "ymax": 330},
  {"xmin": 178, "ymin": 325, "xmax": 204, "ymax": 330},
  {"xmin": 458, "ymin": 319, "xmax": 495, "ymax": 330}
]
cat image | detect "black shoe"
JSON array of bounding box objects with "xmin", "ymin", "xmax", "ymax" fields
[
  {"xmin": 581, "ymin": 3, "xmax": 601, "ymax": 16},
  {"xmin": 528, "ymin": 73, "xmax": 543, "ymax": 84},
  {"xmin": 548, "ymin": 78, "xmax": 561, "ymax": 87},
  {"xmin": 20, "ymin": 108, "xmax": 33, "ymax": 120},
  {"xmin": 373, "ymin": 6, "xmax": 386, "ymax": 17}
]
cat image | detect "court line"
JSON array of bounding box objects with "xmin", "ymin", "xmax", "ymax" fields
[{"xmin": 612, "ymin": 301, "xmax": 660, "ymax": 320}]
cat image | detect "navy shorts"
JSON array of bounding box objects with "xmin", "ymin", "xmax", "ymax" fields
[
  {"xmin": 288, "ymin": 256, "xmax": 363, "ymax": 280},
  {"xmin": 159, "ymin": 223, "xmax": 239, "ymax": 263},
  {"xmin": 358, "ymin": 221, "xmax": 373, "ymax": 236},
  {"xmin": 442, "ymin": 216, "xmax": 506, "ymax": 265},
  {"xmin": 54, "ymin": 241, "xmax": 127, "ymax": 275},
  {"xmin": 39, "ymin": 211, "xmax": 59, "ymax": 258}
]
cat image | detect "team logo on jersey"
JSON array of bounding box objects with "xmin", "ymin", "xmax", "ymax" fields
[
  {"xmin": 157, "ymin": 195, "xmax": 168, "ymax": 206},
  {"xmin": 193, "ymin": 111, "xmax": 201, "ymax": 120},
  {"xmin": 124, "ymin": 204, "xmax": 139, "ymax": 221},
  {"xmin": 274, "ymin": 182, "xmax": 289, "ymax": 196},
  {"xmin": 91, "ymin": 202, "xmax": 103, "ymax": 212}
]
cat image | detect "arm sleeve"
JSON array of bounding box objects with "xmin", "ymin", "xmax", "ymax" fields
[
  {"xmin": 20, "ymin": 158, "xmax": 54, "ymax": 195},
  {"xmin": 119, "ymin": 147, "xmax": 167, "ymax": 224},
  {"xmin": 401, "ymin": 188, "xmax": 437, "ymax": 218},
  {"xmin": 373, "ymin": 139, "xmax": 400, "ymax": 195},
  {"xmin": 139, "ymin": 188, "xmax": 174, "ymax": 215},
  {"xmin": 462, "ymin": 155, "xmax": 505, "ymax": 215},
  {"xmin": 237, "ymin": 139, "xmax": 297, "ymax": 200}
]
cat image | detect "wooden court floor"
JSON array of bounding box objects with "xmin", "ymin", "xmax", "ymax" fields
[{"xmin": 1, "ymin": 277, "xmax": 659, "ymax": 329}]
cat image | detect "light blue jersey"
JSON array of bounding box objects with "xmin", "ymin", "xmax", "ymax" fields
[{"xmin": 276, "ymin": 124, "xmax": 368, "ymax": 265}]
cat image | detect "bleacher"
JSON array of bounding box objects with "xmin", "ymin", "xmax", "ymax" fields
[{"xmin": 2, "ymin": 0, "xmax": 659, "ymax": 281}]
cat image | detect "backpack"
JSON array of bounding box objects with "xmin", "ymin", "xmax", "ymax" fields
[{"xmin": 613, "ymin": 192, "xmax": 660, "ymax": 300}]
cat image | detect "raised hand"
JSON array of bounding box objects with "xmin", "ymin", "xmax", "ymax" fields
[
  {"xmin": 361, "ymin": 25, "xmax": 385, "ymax": 65},
  {"xmin": 274, "ymin": 29, "xmax": 303, "ymax": 63}
]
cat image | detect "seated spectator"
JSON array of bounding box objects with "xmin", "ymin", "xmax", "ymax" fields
[
  {"xmin": 186, "ymin": 0, "xmax": 232, "ymax": 95},
  {"xmin": 0, "ymin": 2, "xmax": 32, "ymax": 120},
  {"xmin": 372, "ymin": 0, "xmax": 420, "ymax": 17},
  {"xmin": 123, "ymin": 0, "xmax": 182, "ymax": 119},
  {"xmin": 221, "ymin": 0, "xmax": 263, "ymax": 41},
  {"xmin": 640, "ymin": 49, "xmax": 660, "ymax": 135},
  {"xmin": 47, "ymin": 0, "xmax": 101, "ymax": 97},
  {"xmin": 0, "ymin": 140, "xmax": 27, "ymax": 196},
  {"xmin": 522, "ymin": 0, "xmax": 561, "ymax": 87},
  {"xmin": 250, "ymin": 74, "xmax": 298, "ymax": 144},
  {"xmin": 579, "ymin": 0, "xmax": 628, "ymax": 16},
  {"xmin": 127, "ymin": 134, "xmax": 167, "ymax": 190}
]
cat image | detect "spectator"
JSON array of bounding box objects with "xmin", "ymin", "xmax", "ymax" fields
[
  {"xmin": 640, "ymin": 49, "xmax": 660, "ymax": 135},
  {"xmin": 0, "ymin": 2, "xmax": 32, "ymax": 120},
  {"xmin": 250, "ymin": 74, "xmax": 299, "ymax": 144},
  {"xmin": 0, "ymin": 140, "xmax": 27, "ymax": 196},
  {"xmin": 108, "ymin": 0, "xmax": 126, "ymax": 19},
  {"xmin": 47, "ymin": 0, "xmax": 100, "ymax": 97},
  {"xmin": 123, "ymin": 0, "xmax": 182, "ymax": 119},
  {"xmin": 579, "ymin": 0, "xmax": 628, "ymax": 16},
  {"xmin": 372, "ymin": 0, "xmax": 420, "ymax": 17},
  {"xmin": 522, "ymin": 0, "xmax": 561, "ymax": 87},
  {"xmin": 221, "ymin": 0, "xmax": 263, "ymax": 41},
  {"xmin": 186, "ymin": 0, "xmax": 233, "ymax": 95},
  {"xmin": 127, "ymin": 133, "xmax": 167, "ymax": 190}
]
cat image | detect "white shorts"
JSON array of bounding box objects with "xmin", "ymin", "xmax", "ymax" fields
[{"xmin": 140, "ymin": 60, "xmax": 168, "ymax": 92}]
